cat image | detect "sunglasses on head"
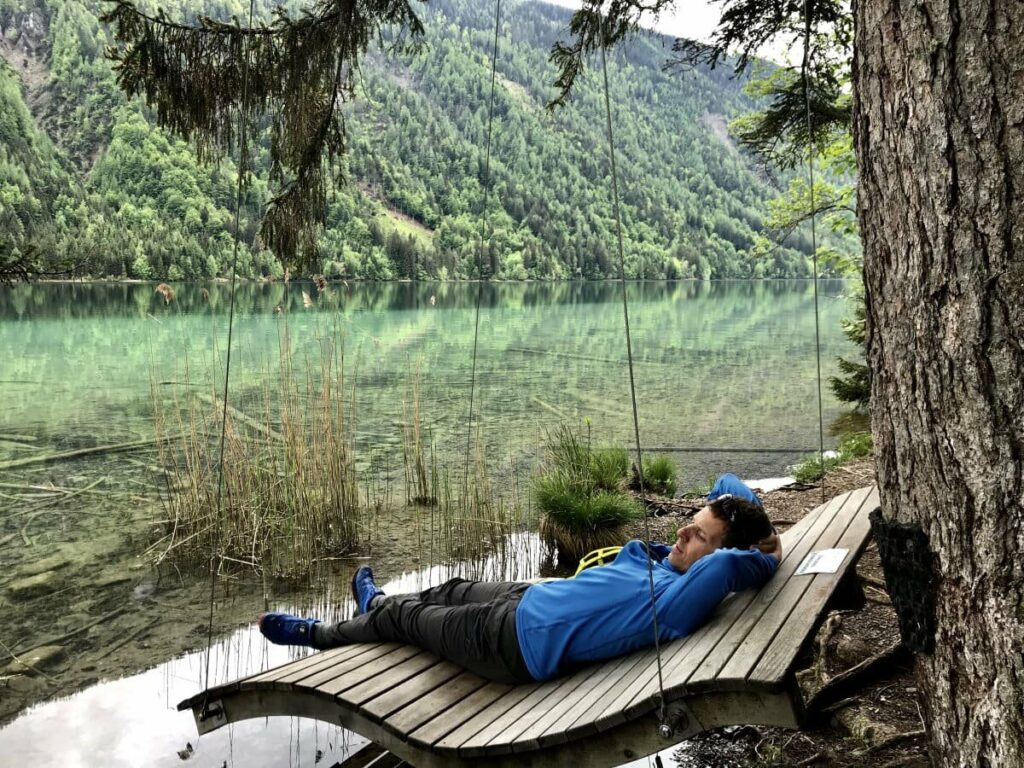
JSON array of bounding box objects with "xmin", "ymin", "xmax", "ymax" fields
[{"xmin": 713, "ymin": 494, "xmax": 738, "ymax": 523}]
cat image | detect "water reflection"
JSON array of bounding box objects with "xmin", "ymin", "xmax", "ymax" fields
[{"xmin": 0, "ymin": 531, "xmax": 692, "ymax": 767}]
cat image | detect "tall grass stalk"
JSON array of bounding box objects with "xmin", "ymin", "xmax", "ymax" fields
[
  {"xmin": 400, "ymin": 376, "xmax": 524, "ymax": 571},
  {"xmin": 152, "ymin": 326, "xmax": 364, "ymax": 577}
]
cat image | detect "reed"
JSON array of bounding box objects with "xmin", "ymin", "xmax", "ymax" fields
[
  {"xmin": 401, "ymin": 389, "xmax": 524, "ymax": 568},
  {"xmin": 151, "ymin": 325, "xmax": 365, "ymax": 577}
]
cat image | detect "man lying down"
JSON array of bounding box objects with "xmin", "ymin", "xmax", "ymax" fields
[{"xmin": 259, "ymin": 474, "xmax": 781, "ymax": 684}]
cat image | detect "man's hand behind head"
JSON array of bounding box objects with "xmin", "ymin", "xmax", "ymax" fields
[{"xmin": 752, "ymin": 532, "xmax": 782, "ymax": 564}]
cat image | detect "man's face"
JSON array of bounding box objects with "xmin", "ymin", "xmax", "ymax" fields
[{"xmin": 666, "ymin": 506, "xmax": 728, "ymax": 572}]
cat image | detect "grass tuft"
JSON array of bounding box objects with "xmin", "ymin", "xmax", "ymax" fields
[
  {"xmin": 533, "ymin": 424, "xmax": 641, "ymax": 563},
  {"xmin": 792, "ymin": 431, "xmax": 873, "ymax": 483},
  {"xmin": 636, "ymin": 454, "xmax": 678, "ymax": 497}
]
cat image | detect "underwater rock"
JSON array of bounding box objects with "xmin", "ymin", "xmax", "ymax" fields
[
  {"xmin": 8, "ymin": 569, "xmax": 62, "ymax": 601},
  {"xmin": 4, "ymin": 644, "xmax": 65, "ymax": 675},
  {"xmin": 4, "ymin": 674, "xmax": 46, "ymax": 695},
  {"xmin": 18, "ymin": 553, "xmax": 71, "ymax": 579}
]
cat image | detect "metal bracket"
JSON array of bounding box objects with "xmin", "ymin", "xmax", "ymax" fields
[
  {"xmin": 195, "ymin": 700, "xmax": 226, "ymax": 734},
  {"xmin": 657, "ymin": 702, "xmax": 691, "ymax": 740}
]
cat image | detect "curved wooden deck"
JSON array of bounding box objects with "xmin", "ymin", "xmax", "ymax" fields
[{"xmin": 180, "ymin": 485, "xmax": 879, "ymax": 768}]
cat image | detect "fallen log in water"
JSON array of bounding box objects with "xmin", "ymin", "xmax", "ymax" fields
[
  {"xmin": 0, "ymin": 438, "xmax": 170, "ymax": 471},
  {"xmin": 192, "ymin": 392, "xmax": 284, "ymax": 442}
]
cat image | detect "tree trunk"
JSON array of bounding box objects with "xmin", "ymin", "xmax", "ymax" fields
[{"xmin": 853, "ymin": 1, "xmax": 1024, "ymax": 764}]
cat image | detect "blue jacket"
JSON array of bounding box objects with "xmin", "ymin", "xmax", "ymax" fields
[{"xmin": 515, "ymin": 540, "xmax": 777, "ymax": 681}]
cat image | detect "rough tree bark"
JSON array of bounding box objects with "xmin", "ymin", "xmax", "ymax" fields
[{"xmin": 853, "ymin": 0, "xmax": 1024, "ymax": 765}]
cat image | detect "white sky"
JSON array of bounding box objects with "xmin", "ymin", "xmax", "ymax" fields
[
  {"xmin": 537, "ymin": 0, "xmax": 793, "ymax": 63},
  {"xmin": 540, "ymin": 0, "xmax": 723, "ymax": 43}
]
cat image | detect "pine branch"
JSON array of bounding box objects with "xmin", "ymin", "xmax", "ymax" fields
[
  {"xmin": 101, "ymin": 0, "xmax": 426, "ymax": 272},
  {"xmin": 547, "ymin": 0, "xmax": 676, "ymax": 110}
]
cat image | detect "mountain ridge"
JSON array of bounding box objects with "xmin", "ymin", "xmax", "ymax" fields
[{"xmin": 0, "ymin": 0, "xmax": 833, "ymax": 280}]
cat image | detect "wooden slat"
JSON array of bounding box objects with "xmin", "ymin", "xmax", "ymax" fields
[
  {"xmin": 435, "ymin": 683, "xmax": 538, "ymax": 753},
  {"xmin": 315, "ymin": 645, "xmax": 423, "ymax": 697},
  {"xmin": 361, "ymin": 661, "xmax": 464, "ymax": 722},
  {"xmin": 245, "ymin": 645, "xmax": 379, "ymax": 689},
  {"xmin": 680, "ymin": 489, "xmax": 859, "ymax": 688},
  {"xmin": 511, "ymin": 655, "xmax": 636, "ymax": 749},
  {"xmin": 529, "ymin": 651, "xmax": 654, "ymax": 749},
  {"xmin": 748, "ymin": 488, "xmax": 878, "ymax": 683},
  {"xmin": 550, "ymin": 647, "xmax": 662, "ymax": 742},
  {"xmin": 285, "ymin": 644, "xmax": 404, "ymax": 690},
  {"xmin": 383, "ymin": 670, "xmax": 488, "ymax": 736},
  {"xmin": 456, "ymin": 674, "xmax": 584, "ymax": 756},
  {"xmin": 408, "ymin": 681, "xmax": 514, "ymax": 748},
  {"xmin": 243, "ymin": 644, "xmax": 368, "ymax": 685},
  {"xmin": 713, "ymin": 487, "xmax": 875, "ymax": 685},
  {"xmin": 340, "ymin": 652, "xmax": 443, "ymax": 706}
]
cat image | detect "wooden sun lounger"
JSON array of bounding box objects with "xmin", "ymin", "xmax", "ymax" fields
[{"xmin": 180, "ymin": 485, "xmax": 879, "ymax": 768}]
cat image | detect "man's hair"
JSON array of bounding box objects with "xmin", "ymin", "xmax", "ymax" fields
[{"xmin": 708, "ymin": 495, "xmax": 773, "ymax": 550}]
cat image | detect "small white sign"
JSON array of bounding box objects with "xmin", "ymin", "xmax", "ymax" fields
[{"xmin": 795, "ymin": 548, "xmax": 849, "ymax": 576}]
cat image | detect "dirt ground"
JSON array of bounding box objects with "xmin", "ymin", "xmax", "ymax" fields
[{"xmin": 624, "ymin": 459, "xmax": 930, "ymax": 768}]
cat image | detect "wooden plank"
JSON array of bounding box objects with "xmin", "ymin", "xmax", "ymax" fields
[
  {"xmin": 713, "ymin": 487, "xmax": 876, "ymax": 685},
  {"xmin": 281, "ymin": 644, "xmax": 404, "ymax": 691},
  {"xmin": 537, "ymin": 647, "xmax": 661, "ymax": 746},
  {"xmin": 580, "ymin": 491, "xmax": 853, "ymax": 733},
  {"xmin": 408, "ymin": 680, "xmax": 515, "ymax": 748},
  {"xmin": 520, "ymin": 651, "xmax": 647, "ymax": 753},
  {"xmin": 435, "ymin": 683, "xmax": 538, "ymax": 753},
  {"xmin": 679, "ymin": 488, "xmax": 860, "ymax": 688},
  {"xmin": 464, "ymin": 668, "xmax": 593, "ymax": 755},
  {"xmin": 530, "ymin": 650, "xmax": 655, "ymax": 749},
  {"xmin": 748, "ymin": 489, "xmax": 878, "ymax": 683},
  {"xmin": 243, "ymin": 644, "xmax": 379, "ymax": 687},
  {"xmin": 315, "ymin": 645, "xmax": 423, "ymax": 697},
  {"xmin": 340, "ymin": 652, "xmax": 443, "ymax": 706},
  {"xmin": 361, "ymin": 661, "xmax": 465, "ymax": 722},
  {"xmin": 383, "ymin": 670, "xmax": 489, "ymax": 737},
  {"xmin": 336, "ymin": 742, "xmax": 389, "ymax": 768}
]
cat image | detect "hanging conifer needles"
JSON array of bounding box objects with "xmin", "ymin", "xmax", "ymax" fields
[{"xmin": 101, "ymin": 0, "xmax": 425, "ymax": 272}]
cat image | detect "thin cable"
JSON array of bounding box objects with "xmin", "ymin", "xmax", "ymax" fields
[
  {"xmin": 462, "ymin": 0, "xmax": 502, "ymax": 500},
  {"xmin": 598, "ymin": 18, "xmax": 667, "ymax": 724},
  {"xmin": 801, "ymin": 0, "xmax": 826, "ymax": 503},
  {"xmin": 201, "ymin": 0, "xmax": 256, "ymax": 714}
]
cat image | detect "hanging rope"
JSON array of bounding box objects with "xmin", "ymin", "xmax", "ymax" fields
[
  {"xmin": 801, "ymin": 0, "xmax": 827, "ymax": 503},
  {"xmin": 461, "ymin": 0, "xmax": 502, "ymax": 505},
  {"xmin": 201, "ymin": 0, "xmax": 256, "ymax": 717},
  {"xmin": 597, "ymin": 14, "xmax": 667, "ymax": 726}
]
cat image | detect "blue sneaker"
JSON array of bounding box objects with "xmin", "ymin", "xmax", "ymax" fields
[
  {"xmin": 259, "ymin": 612, "xmax": 319, "ymax": 647},
  {"xmin": 351, "ymin": 566, "xmax": 385, "ymax": 614}
]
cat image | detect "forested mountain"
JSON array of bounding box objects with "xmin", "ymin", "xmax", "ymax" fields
[{"xmin": 0, "ymin": 0, "xmax": 846, "ymax": 280}]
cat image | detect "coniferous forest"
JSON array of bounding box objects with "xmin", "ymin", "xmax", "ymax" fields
[{"xmin": 0, "ymin": 0, "xmax": 852, "ymax": 281}]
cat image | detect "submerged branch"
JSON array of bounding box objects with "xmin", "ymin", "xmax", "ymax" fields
[{"xmin": 0, "ymin": 437, "xmax": 172, "ymax": 471}]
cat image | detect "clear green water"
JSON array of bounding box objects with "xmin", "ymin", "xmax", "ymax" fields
[
  {"xmin": 0, "ymin": 280, "xmax": 854, "ymax": 486},
  {"xmin": 0, "ymin": 280, "xmax": 855, "ymax": 765}
]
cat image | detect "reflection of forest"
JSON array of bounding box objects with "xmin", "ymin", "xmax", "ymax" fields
[
  {"xmin": 0, "ymin": 279, "xmax": 847, "ymax": 319},
  {"xmin": 0, "ymin": 281, "xmax": 852, "ymax": 488}
]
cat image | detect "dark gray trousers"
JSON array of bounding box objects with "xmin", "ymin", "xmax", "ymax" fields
[{"xmin": 313, "ymin": 577, "xmax": 535, "ymax": 685}]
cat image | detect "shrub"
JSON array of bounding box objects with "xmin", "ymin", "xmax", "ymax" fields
[
  {"xmin": 637, "ymin": 454, "xmax": 678, "ymax": 497},
  {"xmin": 535, "ymin": 475, "xmax": 640, "ymax": 561},
  {"xmin": 590, "ymin": 446, "xmax": 630, "ymax": 491},
  {"xmin": 791, "ymin": 431, "xmax": 873, "ymax": 483},
  {"xmin": 533, "ymin": 425, "xmax": 641, "ymax": 563},
  {"xmin": 838, "ymin": 431, "xmax": 873, "ymax": 458}
]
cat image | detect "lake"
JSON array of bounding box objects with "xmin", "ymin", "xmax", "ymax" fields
[{"xmin": 0, "ymin": 280, "xmax": 855, "ymax": 766}]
